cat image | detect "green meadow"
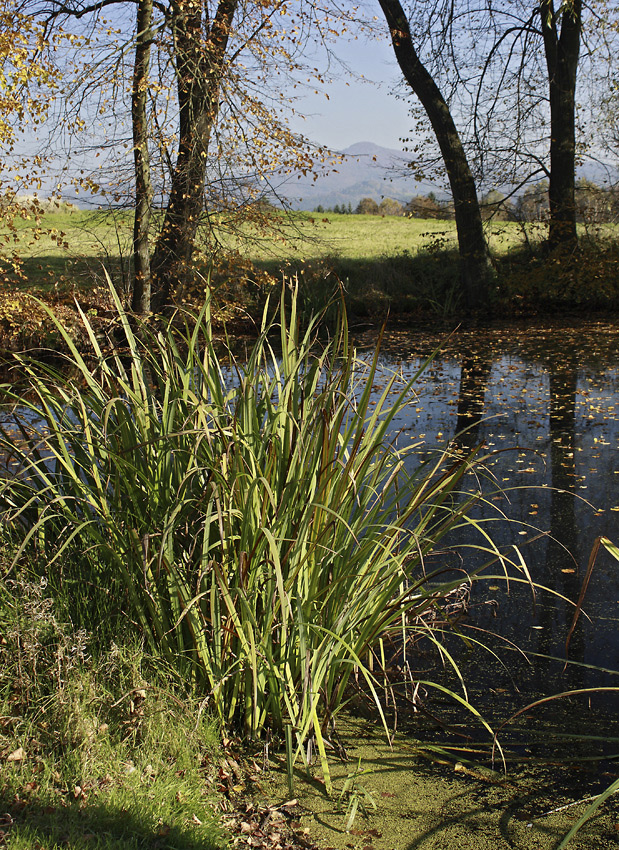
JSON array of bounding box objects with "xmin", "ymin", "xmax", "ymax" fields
[
  {"xmin": 6, "ymin": 208, "xmax": 619, "ymax": 334},
  {"xmin": 8, "ymin": 207, "xmax": 536, "ymax": 272}
]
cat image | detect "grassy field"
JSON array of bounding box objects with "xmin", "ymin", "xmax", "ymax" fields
[
  {"xmin": 1, "ymin": 207, "xmax": 619, "ymax": 352},
  {"xmin": 0, "ymin": 208, "xmax": 530, "ymax": 317},
  {"xmin": 7, "ymin": 207, "xmax": 536, "ymax": 270},
  {"xmin": 12, "ymin": 206, "xmax": 615, "ymax": 264}
]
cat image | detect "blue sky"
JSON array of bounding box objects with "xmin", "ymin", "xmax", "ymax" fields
[
  {"xmin": 287, "ymin": 30, "xmax": 414, "ymax": 153},
  {"xmin": 13, "ymin": 9, "xmax": 422, "ymax": 202}
]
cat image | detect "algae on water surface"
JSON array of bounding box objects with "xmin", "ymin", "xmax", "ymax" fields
[{"xmin": 261, "ymin": 717, "xmax": 619, "ymax": 850}]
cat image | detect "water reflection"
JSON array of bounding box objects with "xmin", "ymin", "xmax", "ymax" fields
[
  {"xmin": 454, "ymin": 353, "xmax": 492, "ymax": 450},
  {"xmin": 538, "ymin": 363, "xmax": 584, "ymax": 690},
  {"xmin": 364, "ymin": 322, "xmax": 619, "ymax": 705}
]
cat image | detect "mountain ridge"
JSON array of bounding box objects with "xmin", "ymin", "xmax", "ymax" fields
[{"xmin": 278, "ymin": 141, "xmax": 428, "ymax": 211}]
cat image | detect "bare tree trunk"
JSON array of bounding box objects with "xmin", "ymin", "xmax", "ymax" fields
[
  {"xmin": 540, "ymin": 0, "xmax": 581, "ymax": 252},
  {"xmin": 377, "ymin": 0, "xmax": 490, "ymax": 312},
  {"xmin": 131, "ymin": 0, "xmax": 154, "ymax": 314},
  {"xmin": 150, "ymin": 0, "xmax": 237, "ymax": 312}
]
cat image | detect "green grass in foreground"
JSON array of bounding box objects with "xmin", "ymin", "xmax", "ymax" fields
[{"xmin": 0, "ymin": 571, "xmax": 225, "ymax": 850}]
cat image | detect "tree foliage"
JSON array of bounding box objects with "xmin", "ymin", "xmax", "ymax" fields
[
  {"xmin": 0, "ymin": 1, "xmax": 62, "ymax": 279},
  {"xmin": 406, "ymin": 193, "xmax": 450, "ymax": 219},
  {"xmin": 379, "ymin": 197, "xmax": 404, "ymax": 216},
  {"xmin": 356, "ymin": 197, "xmax": 380, "ymax": 214},
  {"xmin": 15, "ymin": 0, "xmax": 351, "ymax": 312}
]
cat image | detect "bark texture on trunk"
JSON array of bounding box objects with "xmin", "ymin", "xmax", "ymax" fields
[
  {"xmin": 378, "ymin": 0, "xmax": 490, "ymax": 311},
  {"xmin": 131, "ymin": 0, "xmax": 154, "ymax": 314},
  {"xmin": 540, "ymin": 0, "xmax": 581, "ymax": 252},
  {"xmin": 150, "ymin": 0, "xmax": 237, "ymax": 311}
]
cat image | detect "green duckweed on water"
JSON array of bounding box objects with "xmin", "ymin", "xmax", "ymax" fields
[{"xmin": 260, "ymin": 716, "xmax": 619, "ymax": 850}]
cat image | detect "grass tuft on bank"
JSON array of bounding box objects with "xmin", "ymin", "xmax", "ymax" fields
[{"xmin": 0, "ymin": 279, "xmax": 520, "ymax": 799}]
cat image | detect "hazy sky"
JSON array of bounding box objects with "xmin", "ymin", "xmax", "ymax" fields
[{"xmin": 288, "ymin": 30, "xmax": 414, "ymax": 153}]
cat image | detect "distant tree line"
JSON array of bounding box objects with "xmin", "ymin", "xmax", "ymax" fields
[
  {"xmin": 514, "ymin": 179, "xmax": 619, "ymax": 225},
  {"xmin": 313, "ymin": 202, "xmax": 354, "ymax": 214},
  {"xmin": 480, "ymin": 180, "xmax": 619, "ymax": 225},
  {"xmin": 317, "ymin": 180, "xmax": 619, "ymax": 224},
  {"xmin": 314, "ymin": 198, "xmax": 406, "ymax": 216}
]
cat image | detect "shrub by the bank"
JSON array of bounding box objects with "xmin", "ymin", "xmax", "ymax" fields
[{"xmin": 494, "ymin": 237, "xmax": 619, "ymax": 312}]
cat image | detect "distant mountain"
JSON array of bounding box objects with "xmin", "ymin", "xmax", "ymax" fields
[{"xmin": 277, "ymin": 142, "xmax": 431, "ymax": 211}]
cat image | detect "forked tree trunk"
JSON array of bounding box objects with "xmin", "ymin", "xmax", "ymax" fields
[
  {"xmin": 377, "ymin": 0, "xmax": 490, "ymax": 312},
  {"xmin": 540, "ymin": 0, "xmax": 582, "ymax": 252},
  {"xmin": 150, "ymin": 0, "xmax": 238, "ymax": 312}
]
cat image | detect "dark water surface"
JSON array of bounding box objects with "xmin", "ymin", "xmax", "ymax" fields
[{"xmin": 355, "ymin": 319, "xmax": 619, "ymax": 752}]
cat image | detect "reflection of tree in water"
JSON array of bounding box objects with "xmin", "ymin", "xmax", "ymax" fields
[
  {"xmin": 374, "ymin": 328, "xmax": 619, "ymax": 753},
  {"xmin": 451, "ymin": 350, "xmax": 586, "ymax": 694},
  {"xmin": 454, "ymin": 354, "xmax": 492, "ymax": 450},
  {"xmin": 535, "ymin": 363, "xmax": 586, "ymax": 693}
]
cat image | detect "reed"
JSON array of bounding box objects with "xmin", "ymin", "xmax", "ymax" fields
[{"xmin": 0, "ymin": 281, "xmax": 506, "ymax": 790}]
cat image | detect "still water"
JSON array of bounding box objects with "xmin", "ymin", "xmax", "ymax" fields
[{"xmin": 356, "ymin": 319, "xmax": 619, "ymax": 740}]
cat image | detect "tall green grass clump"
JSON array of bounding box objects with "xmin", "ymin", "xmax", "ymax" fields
[{"xmin": 0, "ymin": 282, "xmax": 503, "ymax": 790}]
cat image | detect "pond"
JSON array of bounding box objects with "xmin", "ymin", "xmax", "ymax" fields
[
  {"xmin": 4, "ymin": 317, "xmax": 619, "ymax": 753},
  {"xmin": 354, "ymin": 318, "xmax": 619, "ymax": 755}
]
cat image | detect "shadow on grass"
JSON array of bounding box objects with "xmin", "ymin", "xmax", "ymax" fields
[
  {"xmin": 256, "ymin": 249, "xmax": 463, "ymax": 323},
  {"xmin": 0, "ymin": 787, "xmax": 224, "ymax": 850},
  {"xmin": 494, "ymin": 239, "xmax": 619, "ymax": 312},
  {"xmin": 256, "ymin": 238, "xmax": 619, "ymax": 324},
  {"xmin": 16, "ymin": 254, "xmax": 129, "ymax": 295},
  {"xmin": 11, "ymin": 238, "xmax": 619, "ymax": 333}
]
